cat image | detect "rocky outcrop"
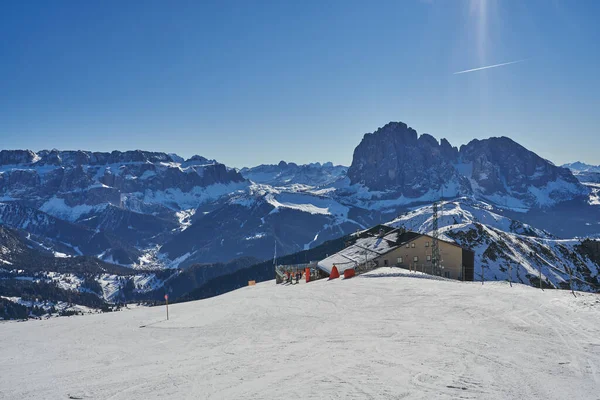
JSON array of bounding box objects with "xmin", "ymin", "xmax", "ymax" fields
[
  {"xmin": 347, "ymin": 122, "xmax": 588, "ymax": 208},
  {"xmin": 347, "ymin": 122, "xmax": 462, "ymax": 196},
  {"xmin": 459, "ymin": 137, "xmax": 582, "ymax": 199},
  {"xmin": 0, "ymin": 150, "xmax": 37, "ymax": 166}
]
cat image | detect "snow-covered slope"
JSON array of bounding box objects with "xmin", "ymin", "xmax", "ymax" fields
[
  {"xmin": 2, "ymin": 271, "xmax": 599, "ymax": 399},
  {"xmin": 387, "ymin": 198, "xmax": 549, "ymax": 237},
  {"xmin": 157, "ymin": 182, "xmax": 369, "ymax": 268}
]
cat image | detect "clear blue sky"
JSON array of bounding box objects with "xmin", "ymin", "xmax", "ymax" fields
[{"xmin": 1, "ymin": 0, "xmax": 599, "ymax": 168}]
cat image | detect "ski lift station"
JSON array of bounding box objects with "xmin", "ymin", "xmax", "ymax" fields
[{"xmin": 315, "ymin": 225, "xmax": 475, "ymax": 281}]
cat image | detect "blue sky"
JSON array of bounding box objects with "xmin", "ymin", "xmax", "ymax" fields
[{"xmin": 1, "ymin": 0, "xmax": 598, "ymax": 168}]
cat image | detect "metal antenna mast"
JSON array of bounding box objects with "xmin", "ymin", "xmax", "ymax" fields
[
  {"xmin": 439, "ymin": 187, "xmax": 444, "ymax": 274},
  {"xmin": 432, "ymin": 202, "xmax": 441, "ymax": 276}
]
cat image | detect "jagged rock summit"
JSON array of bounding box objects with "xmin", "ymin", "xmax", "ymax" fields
[
  {"xmin": 347, "ymin": 121, "xmax": 588, "ymax": 209},
  {"xmin": 347, "ymin": 122, "xmax": 461, "ymax": 195}
]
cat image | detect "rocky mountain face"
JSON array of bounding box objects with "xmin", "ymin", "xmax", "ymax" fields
[
  {"xmin": 0, "ymin": 149, "xmax": 246, "ymax": 262},
  {"xmin": 0, "ymin": 150, "xmax": 244, "ymax": 209},
  {"xmin": 347, "ymin": 122, "xmax": 588, "ymax": 209},
  {"xmin": 347, "ymin": 122, "xmax": 462, "ymax": 194},
  {"xmin": 459, "ymin": 138, "xmax": 585, "ymax": 207}
]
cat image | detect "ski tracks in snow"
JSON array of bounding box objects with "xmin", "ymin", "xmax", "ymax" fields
[{"xmin": 1, "ymin": 271, "xmax": 600, "ymax": 399}]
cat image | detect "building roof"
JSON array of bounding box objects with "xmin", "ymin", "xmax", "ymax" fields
[
  {"xmin": 316, "ymin": 228, "xmax": 473, "ymax": 275},
  {"xmin": 317, "ymin": 235, "xmax": 397, "ymax": 275},
  {"xmin": 353, "ymin": 224, "xmax": 395, "ymax": 238}
]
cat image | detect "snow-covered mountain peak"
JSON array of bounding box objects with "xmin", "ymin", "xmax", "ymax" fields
[{"xmin": 387, "ymin": 198, "xmax": 552, "ymax": 239}]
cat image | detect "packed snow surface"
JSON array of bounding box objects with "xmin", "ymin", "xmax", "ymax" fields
[{"xmin": 1, "ymin": 268, "xmax": 599, "ymax": 399}]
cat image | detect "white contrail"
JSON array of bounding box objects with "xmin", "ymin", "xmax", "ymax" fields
[{"xmin": 454, "ymin": 59, "xmax": 526, "ymax": 75}]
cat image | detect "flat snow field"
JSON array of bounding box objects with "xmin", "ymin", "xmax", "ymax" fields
[{"xmin": 1, "ymin": 268, "xmax": 600, "ymax": 400}]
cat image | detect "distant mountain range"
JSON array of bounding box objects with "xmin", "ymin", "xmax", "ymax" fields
[
  {"xmin": 240, "ymin": 161, "xmax": 347, "ymax": 187},
  {"xmin": 1, "ymin": 121, "xmax": 599, "ymax": 318},
  {"xmin": 562, "ymin": 161, "xmax": 600, "ymax": 183}
]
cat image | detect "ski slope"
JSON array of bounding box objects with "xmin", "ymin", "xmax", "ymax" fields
[{"xmin": 1, "ymin": 268, "xmax": 599, "ymax": 399}]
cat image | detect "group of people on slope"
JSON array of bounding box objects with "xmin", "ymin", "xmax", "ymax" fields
[{"xmin": 285, "ymin": 271, "xmax": 303, "ymax": 284}]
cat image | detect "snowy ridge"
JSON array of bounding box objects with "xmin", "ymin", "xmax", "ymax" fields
[{"xmin": 387, "ymin": 198, "xmax": 550, "ymax": 238}]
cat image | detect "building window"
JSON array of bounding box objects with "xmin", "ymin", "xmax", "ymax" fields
[
  {"xmin": 413, "ymin": 256, "xmax": 418, "ymax": 262},
  {"xmin": 425, "ymin": 241, "xmax": 429, "ymax": 247},
  {"xmin": 406, "ymin": 244, "xmax": 409, "ymax": 248},
  {"xmin": 411, "ymin": 243, "xmax": 415, "ymax": 248},
  {"xmin": 426, "ymin": 255, "xmax": 431, "ymax": 261},
  {"xmin": 397, "ymin": 257, "xmax": 403, "ymax": 264}
]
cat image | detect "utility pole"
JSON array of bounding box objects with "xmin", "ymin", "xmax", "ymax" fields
[
  {"xmin": 273, "ymin": 239, "xmax": 277, "ymax": 280},
  {"xmin": 508, "ymin": 263, "xmax": 512, "ymax": 287},
  {"xmin": 568, "ymin": 266, "xmax": 575, "ymax": 296},
  {"xmin": 432, "ymin": 202, "xmax": 441, "ymax": 276},
  {"xmin": 164, "ymin": 294, "xmax": 169, "ymax": 321},
  {"xmin": 481, "ymin": 263, "xmax": 484, "ymax": 285}
]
